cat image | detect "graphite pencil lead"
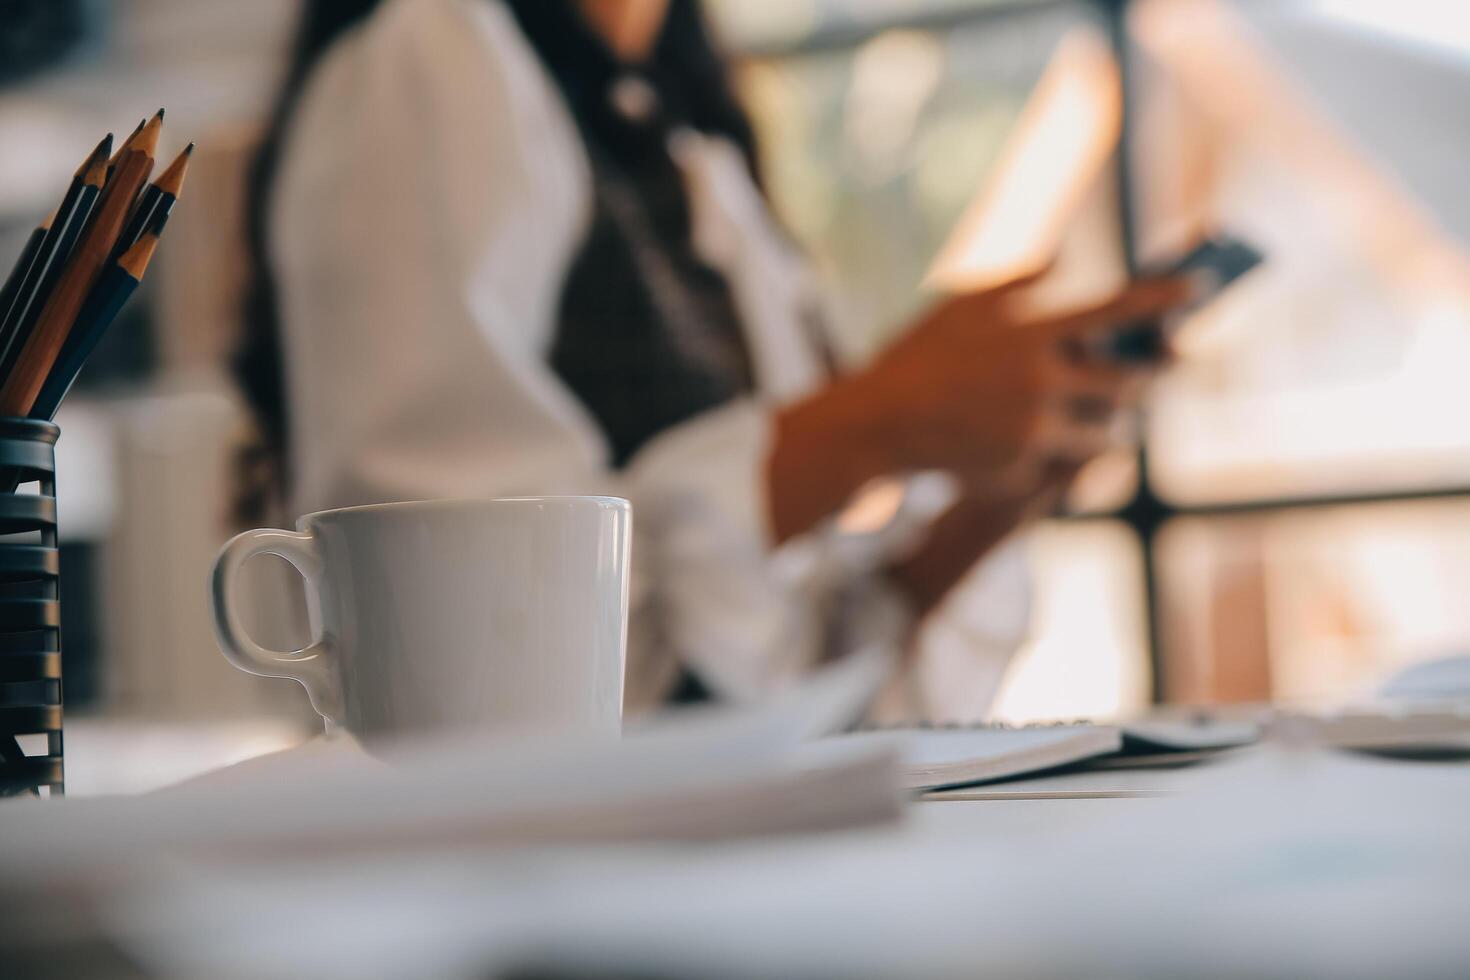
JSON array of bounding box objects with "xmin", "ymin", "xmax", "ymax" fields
[
  {"xmin": 134, "ymin": 111, "xmax": 163, "ymax": 159},
  {"xmin": 110, "ymin": 119, "xmax": 145, "ymax": 166},
  {"xmin": 75, "ymin": 133, "xmax": 112, "ymax": 181},
  {"xmin": 81, "ymin": 134, "xmax": 113, "ymax": 187}
]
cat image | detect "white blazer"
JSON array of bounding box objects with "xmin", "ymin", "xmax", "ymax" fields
[{"xmin": 270, "ymin": 0, "xmax": 1030, "ymax": 718}]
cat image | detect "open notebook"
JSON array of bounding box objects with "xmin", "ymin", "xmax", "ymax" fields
[
  {"xmin": 845, "ymin": 726, "xmax": 1121, "ymax": 791},
  {"xmin": 840, "ymin": 719, "xmax": 1259, "ymax": 791}
]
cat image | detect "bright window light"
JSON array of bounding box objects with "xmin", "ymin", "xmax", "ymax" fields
[{"xmin": 1313, "ymin": 0, "xmax": 1470, "ymax": 58}]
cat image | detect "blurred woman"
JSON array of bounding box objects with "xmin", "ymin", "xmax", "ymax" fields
[{"xmin": 240, "ymin": 0, "xmax": 1185, "ymax": 717}]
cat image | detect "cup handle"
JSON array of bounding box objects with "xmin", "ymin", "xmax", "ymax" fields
[{"xmin": 210, "ymin": 528, "xmax": 343, "ymax": 725}]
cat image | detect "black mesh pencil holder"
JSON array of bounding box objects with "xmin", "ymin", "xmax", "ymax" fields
[{"xmin": 0, "ymin": 418, "xmax": 63, "ymax": 798}]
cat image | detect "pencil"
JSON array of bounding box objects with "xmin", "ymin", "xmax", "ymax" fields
[
  {"xmin": 113, "ymin": 142, "xmax": 192, "ymax": 261},
  {"xmin": 0, "ymin": 134, "xmax": 111, "ymax": 380},
  {"xmin": 0, "ymin": 114, "xmax": 160, "ymax": 416},
  {"xmin": 106, "ymin": 117, "xmax": 147, "ymax": 183},
  {"xmin": 104, "ymin": 112, "xmax": 159, "ymax": 195},
  {"xmin": 18, "ymin": 147, "xmax": 109, "ymax": 323},
  {"xmin": 32, "ymin": 233, "xmax": 158, "ymax": 421},
  {"xmin": 0, "ymin": 215, "xmax": 50, "ymax": 333}
]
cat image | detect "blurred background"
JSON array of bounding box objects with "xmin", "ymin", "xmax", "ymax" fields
[{"xmin": 4, "ymin": 0, "xmax": 1470, "ymax": 785}]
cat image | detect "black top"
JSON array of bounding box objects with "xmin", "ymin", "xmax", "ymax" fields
[{"xmin": 505, "ymin": 3, "xmax": 756, "ymax": 467}]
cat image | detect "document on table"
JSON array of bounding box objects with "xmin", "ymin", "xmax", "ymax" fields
[{"xmin": 0, "ymin": 647, "xmax": 902, "ymax": 882}]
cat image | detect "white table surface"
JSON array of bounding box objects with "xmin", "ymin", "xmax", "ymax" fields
[
  {"xmin": 59, "ymin": 715, "xmax": 310, "ymax": 796},
  {"xmin": 13, "ymin": 719, "xmax": 1470, "ymax": 979}
]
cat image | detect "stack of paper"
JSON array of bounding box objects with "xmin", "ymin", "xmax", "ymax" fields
[{"xmin": 0, "ymin": 648, "xmax": 904, "ymax": 885}]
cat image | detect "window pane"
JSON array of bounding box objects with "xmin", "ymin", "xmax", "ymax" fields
[
  {"xmin": 734, "ymin": 3, "xmax": 1107, "ymax": 351},
  {"xmin": 1157, "ymin": 501, "xmax": 1470, "ymax": 706},
  {"xmin": 1146, "ymin": 277, "xmax": 1470, "ymax": 504},
  {"xmin": 1137, "ymin": 0, "xmax": 1470, "ymax": 503},
  {"xmin": 991, "ymin": 520, "xmax": 1151, "ymax": 723}
]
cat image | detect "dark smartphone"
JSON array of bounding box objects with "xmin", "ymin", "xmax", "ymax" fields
[{"xmin": 1107, "ymin": 236, "xmax": 1265, "ymax": 362}]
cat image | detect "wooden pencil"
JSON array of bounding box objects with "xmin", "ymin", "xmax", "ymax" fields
[
  {"xmin": 32, "ymin": 233, "xmax": 159, "ymax": 420},
  {"xmin": 20, "ymin": 148, "xmax": 109, "ymax": 320},
  {"xmin": 113, "ymin": 142, "xmax": 191, "ymax": 261},
  {"xmin": 0, "ymin": 115, "xmax": 160, "ymax": 416},
  {"xmin": 0, "ymin": 134, "xmax": 111, "ymax": 379},
  {"xmin": 106, "ymin": 117, "xmax": 147, "ymax": 183},
  {"xmin": 0, "ymin": 214, "xmax": 51, "ymax": 332}
]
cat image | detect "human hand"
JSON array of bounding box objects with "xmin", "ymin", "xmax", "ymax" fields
[
  {"xmin": 850, "ymin": 276, "xmax": 1189, "ymax": 493},
  {"xmin": 767, "ymin": 276, "xmax": 1189, "ymax": 543}
]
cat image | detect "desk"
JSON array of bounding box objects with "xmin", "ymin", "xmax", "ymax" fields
[
  {"xmin": 60, "ymin": 716, "xmax": 308, "ymax": 795},
  {"xmin": 6, "ymin": 727, "xmax": 1469, "ymax": 979}
]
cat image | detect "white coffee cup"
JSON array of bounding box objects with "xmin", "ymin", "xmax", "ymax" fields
[{"xmin": 210, "ymin": 497, "xmax": 630, "ymax": 740}]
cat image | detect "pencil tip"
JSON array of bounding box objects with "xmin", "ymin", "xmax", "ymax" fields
[
  {"xmin": 136, "ymin": 111, "xmax": 164, "ymax": 157},
  {"xmin": 154, "ymin": 107, "xmax": 165, "ymax": 121},
  {"xmin": 155, "ymin": 142, "xmax": 194, "ymax": 194},
  {"xmin": 109, "ymin": 120, "xmax": 145, "ymax": 167},
  {"xmin": 76, "ymin": 132, "xmax": 112, "ymax": 179},
  {"xmin": 82, "ymin": 133, "xmax": 113, "ymax": 184}
]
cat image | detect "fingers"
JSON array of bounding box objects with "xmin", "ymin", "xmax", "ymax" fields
[
  {"xmin": 1039, "ymin": 357, "xmax": 1152, "ymax": 437},
  {"xmin": 1040, "ymin": 458, "xmax": 1087, "ymax": 491},
  {"xmin": 1041, "ymin": 276, "xmax": 1196, "ymax": 341},
  {"xmin": 1044, "ymin": 356, "xmax": 1149, "ymax": 401},
  {"xmin": 1060, "ymin": 395, "xmax": 1116, "ymax": 425},
  {"xmin": 1036, "ymin": 357, "xmax": 1148, "ymax": 461},
  {"xmin": 1030, "ymin": 406, "xmax": 1118, "ymax": 464},
  {"xmin": 950, "ymin": 458, "xmax": 1035, "ymax": 496},
  {"xmin": 1029, "ymin": 461, "xmax": 1083, "ymax": 518}
]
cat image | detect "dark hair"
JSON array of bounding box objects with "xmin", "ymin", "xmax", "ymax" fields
[{"xmin": 235, "ymin": 0, "xmax": 759, "ymax": 522}]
